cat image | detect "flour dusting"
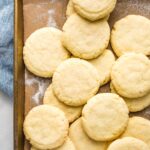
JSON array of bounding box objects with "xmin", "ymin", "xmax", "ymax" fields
[
  {"xmin": 51, "ymin": 0, "xmax": 57, "ymax": 3},
  {"xmin": 117, "ymin": 0, "xmax": 150, "ymax": 17},
  {"xmin": 25, "ymin": 75, "xmax": 39, "ymax": 86},
  {"xmin": 31, "ymin": 79, "xmax": 49, "ymax": 104},
  {"xmin": 47, "ymin": 9, "xmax": 58, "ymax": 27},
  {"xmin": 25, "ymin": 72, "xmax": 50, "ymax": 104}
]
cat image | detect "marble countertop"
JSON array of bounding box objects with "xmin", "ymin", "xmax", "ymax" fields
[{"xmin": 0, "ymin": 91, "xmax": 13, "ymax": 150}]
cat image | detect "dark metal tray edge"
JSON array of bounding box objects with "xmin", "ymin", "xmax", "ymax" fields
[{"xmin": 14, "ymin": 0, "xmax": 25, "ymax": 149}]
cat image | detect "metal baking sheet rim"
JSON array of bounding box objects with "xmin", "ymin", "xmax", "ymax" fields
[{"xmin": 14, "ymin": 0, "xmax": 25, "ymax": 149}]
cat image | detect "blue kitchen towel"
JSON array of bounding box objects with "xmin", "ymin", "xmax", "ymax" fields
[{"xmin": 0, "ymin": 0, "xmax": 14, "ymax": 97}]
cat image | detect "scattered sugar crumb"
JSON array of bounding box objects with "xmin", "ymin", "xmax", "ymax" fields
[
  {"xmin": 25, "ymin": 72, "xmax": 50, "ymax": 104},
  {"xmin": 51, "ymin": 0, "xmax": 57, "ymax": 3},
  {"xmin": 32, "ymin": 79, "xmax": 49, "ymax": 104},
  {"xmin": 47, "ymin": 9, "xmax": 58, "ymax": 27}
]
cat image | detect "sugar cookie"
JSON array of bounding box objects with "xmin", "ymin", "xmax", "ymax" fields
[
  {"xmin": 52, "ymin": 58, "xmax": 100, "ymax": 106},
  {"xmin": 111, "ymin": 53, "xmax": 150, "ymax": 98},
  {"xmin": 31, "ymin": 138, "xmax": 76, "ymax": 150},
  {"xmin": 62, "ymin": 14, "xmax": 110, "ymax": 59},
  {"xmin": 73, "ymin": 0, "xmax": 117, "ymax": 21},
  {"xmin": 69, "ymin": 118, "xmax": 108, "ymax": 150},
  {"xmin": 110, "ymin": 82, "xmax": 150, "ymax": 112},
  {"xmin": 108, "ymin": 137, "xmax": 149, "ymax": 150},
  {"xmin": 121, "ymin": 117, "xmax": 150, "ymax": 149},
  {"xmin": 54, "ymin": 138, "xmax": 76, "ymax": 150},
  {"xmin": 66, "ymin": 0, "xmax": 110, "ymax": 20},
  {"xmin": 89, "ymin": 50, "xmax": 115, "ymax": 85},
  {"xmin": 111, "ymin": 15, "xmax": 150, "ymax": 56},
  {"xmin": 66, "ymin": 0, "xmax": 75, "ymax": 17},
  {"xmin": 23, "ymin": 27, "xmax": 70, "ymax": 77},
  {"xmin": 82, "ymin": 93, "xmax": 129, "ymax": 141},
  {"xmin": 23, "ymin": 105, "xmax": 69, "ymax": 149},
  {"xmin": 43, "ymin": 84, "xmax": 82, "ymax": 123}
]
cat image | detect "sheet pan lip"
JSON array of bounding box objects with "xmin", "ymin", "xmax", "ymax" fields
[{"xmin": 14, "ymin": 0, "xmax": 25, "ymax": 149}]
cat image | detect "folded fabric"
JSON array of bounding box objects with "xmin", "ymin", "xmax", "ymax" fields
[{"xmin": 0, "ymin": 0, "xmax": 14, "ymax": 97}]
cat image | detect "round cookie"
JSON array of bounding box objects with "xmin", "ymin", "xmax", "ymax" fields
[
  {"xmin": 23, "ymin": 105, "xmax": 69, "ymax": 149},
  {"xmin": 23, "ymin": 27, "xmax": 70, "ymax": 78},
  {"xmin": 66, "ymin": 0, "xmax": 110, "ymax": 20},
  {"xmin": 52, "ymin": 58, "xmax": 100, "ymax": 106},
  {"xmin": 111, "ymin": 15, "xmax": 150, "ymax": 56},
  {"xmin": 69, "ymin": 118, "xmax": 108, "ymax": 150},
  {"xmin": 89, "ymin": 50, "xmax": 115, "ymax": 86},
  {"xmin": 54, "ymin": 138, "xmax": 76, "ymax": 150},
  {"xmin": 111, "ymin": 53, "xmax": 150, "ymax": 98},
  {"xmin": 66, "ymin": 0, "xmax": 75, "ymax": 17},
  {"xmin": 82, "ymin": 93, "xmax": 129, "ymax": 141},
  {"xmin": 107, "ymin": 137, "xmax": 149, "ymax": 150},
  {"xmin": 73, "ymin": 0, "xmax": 117, "ymax": 21},
  {"xmin": 110, "ymin": 82, "xmax": 150, "ymax": 112},
  {"xmin": 43, "ymin": 84, "xmax": 82, "ymax": 123},
  {"xmin": 55, "ymin": 138, "xmax": 76, "ymax": 150},
  {"xmin": 121, "ymin": 117, "xmax": 150, "ymax": 149},
  {"xmin": 31, "ymin": 138, "xmax": 76, "ymax": 150},
  {"xmin": 62, "ymin": 14, "xmax": 110, "ymax": 59},
  {"xmin": 31, "ymin": 147, "xmax": 36, "ymax": 150}
]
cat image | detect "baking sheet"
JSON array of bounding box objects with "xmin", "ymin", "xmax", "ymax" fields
[{"xmin": 23, "ymin": 0, "xmax": 150, "ymax": 149}]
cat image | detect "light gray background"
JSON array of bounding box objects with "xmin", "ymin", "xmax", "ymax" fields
[{"xmin": 0, "ymin": 91, "xmax": 13, "ymax": 150}]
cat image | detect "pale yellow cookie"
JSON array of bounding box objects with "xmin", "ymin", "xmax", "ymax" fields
[
  {"xmin": 62, "ymin": 14, "xmax": 110, "ymax": 59},
  {"xmin": 111, "ymin": 15, "xmax": 150, "ymax": 56},
  {"xmin": 23, "ymin": 27, "xmax": 70, "ymax": 77},
  {"xmin": 82, "ymin": 93, "xmax": 129, "ymax": 141},
  {"xmin": 89, "ymin": 50, "xmax": 115, "ymax": 86},
  {"xmin": 66, "ymin": 0, "xmax": 75, "ymax": 17},
  {"xmin": 52, "ymin": 58, "xmax": 100, "ymax": 106},
  {"xmin": 55, "ymin": 138, "xmax": 76, "ymax": 150},
  {"xmin": 121, "ymin": 117, "xmax": 150, "ymax": 149},
  {"xmin": 69, "ymin": 118, "xmax": 108, "ymax": 150},
  {"xmin": 31, "ymin": 138, "xmax": 76, "ymax": 150},
  {"xmin": 31, "ymin": 147, "xmax": 36, "ymax": 150},
  {"xmin": 66, "ymin": 0, "xmax": 110, "ymax": 20},
  {"xmin": 111, "ymin": 53, "xmax": 150, "ymax": 98},
  {"xmin": 73, "ymin": 0, "xmax": 117, "ymax": 21},
  {"xmin": 23, "ymin": 105, "xmax": 69, "ymax": 149},
  {"xmin": 107, "ymin": 137, "xmax": 149, "ymax": 150},
  {"xmin": 110, "ymin": 82, "xmax": 150, "ymax": 112},
  {"xmin": 43, "ymin": 84, "xmax": 82, "ymax": 123}
]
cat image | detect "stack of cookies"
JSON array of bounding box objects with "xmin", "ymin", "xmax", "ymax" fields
[{"xmin": 23, "ymin": 0, "xmax": 150, "ymax": 150}]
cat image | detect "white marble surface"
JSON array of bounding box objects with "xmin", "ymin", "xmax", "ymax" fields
[{"xmin": 0, "ymin": 91, "xmax": 13, "ymax": 150}]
